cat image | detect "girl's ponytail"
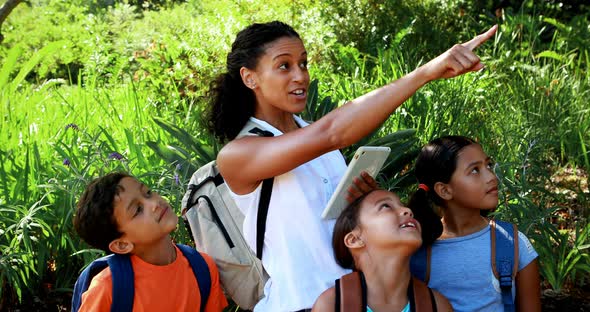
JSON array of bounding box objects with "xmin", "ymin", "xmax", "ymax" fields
[
  {"xmin": 410, "ymin": 135, "xmax": 477, "ymax": 246},
  {"xmin": 409, "ymin": 187, "xmax": 443, "ymax": 246}
]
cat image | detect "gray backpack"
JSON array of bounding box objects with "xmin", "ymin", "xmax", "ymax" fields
[{"xmin": 181, "ymin": 120, "xmax": 273, "ymax": 310}]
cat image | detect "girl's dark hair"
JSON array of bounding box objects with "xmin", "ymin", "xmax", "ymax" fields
[
  {"xmin": 332, "ymin": 192, "xmax": 373, "ymax": 270},
  {"xmin": 206, "ymin": 21, "xmax": 301, "ymax": 143},
  {"xmin": 408, "ymin": 135, "xmax": 477, "ymax": 246}
]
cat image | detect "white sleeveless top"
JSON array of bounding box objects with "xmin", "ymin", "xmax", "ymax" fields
[{"xmin": 228, "ymin": 116, "xmax": 351, "ymax": 311}]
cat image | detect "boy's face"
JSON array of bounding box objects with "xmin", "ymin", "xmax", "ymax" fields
[{"xmin": 110, "ymin": 177, "xmax": 178, "ymax": 253}]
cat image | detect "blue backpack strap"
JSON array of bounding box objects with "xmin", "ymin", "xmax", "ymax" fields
[
  {"xmin": 71, "ymin": 253, "xmax": 134, "ymax": 312},
  {"xmin": 490, "ymin": 220, "xmax": 518, "ymax": 312},
  {"xmin": 178, "ymin": 244, "xmax": 211, "ymax": 312},
  {"xmin": 107, "ymin": 254, "xmax": 135, "ymax": 312},
  {"xmin": 71, "ymin": 256, "xmax": 110, "ymax": 312},
  {"xmin": 410, "ymin": 245, "xmax": 431, "ymax": 284}
]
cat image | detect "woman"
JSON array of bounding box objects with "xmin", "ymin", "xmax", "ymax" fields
[{"xmin": 207, "ymin": 21, "xmax": 496, "ymax": 311}]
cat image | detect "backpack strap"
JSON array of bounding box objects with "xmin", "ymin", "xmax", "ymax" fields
[
  {"xmin": 177, "ymin": 244, "xmax": 211, "ymax": 312},
  {"xmin": 246, "ymin": 126, "xmax": 276, "ymax": 260},
  {"xmin": 71, "ymin": 253, "xmax": 134, "ymax": 312},
  {"xmin": 71, "ymin": 256, "xmax": 111, "ymax": 312},
  {"xmin": 248, "ymin": 127, "xmax": 274, "ymax": 138},
  {"xmin": 335, "ymin": 271, "xmax": 367, "ymax": 312},
  {"xmin": 182, "ymin": 171, "xmax": 226, "ymax": 248},
  {"xmin": 73, "ymin": 246, "xmax": 211, "ymax": 312},
  {"xmin": 107, "ymin": 254, "xmax": 135, "ymax": 312},
  {"xmin": 410, "ymin": 245, "xmax": 432, "ymax": 284},
  {"xmin": 256, "ymin": 178, "xmax": 273, "ymax": 259},
  {"xmin": 409, "ymin": 277, "xmax": 435, "ymax": 312},
  {"xmin": 335, "ymin": 272, "xmax": 436, "ymax": 312},
  {"xmin": 490, "ymin": 220, "xmax": 518, "ymax": 312}
]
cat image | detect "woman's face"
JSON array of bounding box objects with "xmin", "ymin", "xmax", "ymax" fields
[
  {"xmin": 357, "ymin": 190, "xmax": 422, "ymax": 251},
  {"xmin": 249, "ymin": 36, "xmax": 310, "ymax": 114}
]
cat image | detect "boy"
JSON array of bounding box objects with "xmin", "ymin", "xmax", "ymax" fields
[{"xmin": 73, "ymin": 172, "xmax": 228, "ymax": 311}]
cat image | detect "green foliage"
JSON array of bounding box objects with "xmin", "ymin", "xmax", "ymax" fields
[
  {"xmin": 495, "ymin": 147, "xmax": 590, "ymax": 292},
  {"xmin": 0, "ymin": 36, "xmax": 209, "ymax": 305},
  {"xmin": 493, "ymin": 138, "xmax": 590, "ymax": 291},
  {"xmin": 319, "ymin": 0, "xmax": 490, "ymax": 62},
  {"xmin": 535, "ymin": 222, "xmax": 590, "ymax": 291},
  {"xmin": 469, "ymin": 0, "xmax": 590, "ymax": 22},
  {"xmin": 147, "ymin": 117, "xmax": 219, "ymax": 172},
  {"xmin": 0, "ymin": 196, "xmax": 53, "ymax": 301},
  {"xmin": 0, "ymin": 0, "xmax": 589, "ymax": 308}
]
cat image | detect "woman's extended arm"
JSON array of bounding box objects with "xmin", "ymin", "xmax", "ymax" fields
[{"xmin": 219, "ymin": 26, "xmax": 497, "ymax": 194}]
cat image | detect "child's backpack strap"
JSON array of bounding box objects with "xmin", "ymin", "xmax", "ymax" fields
[
  {"xmin": 72, "ymin": 245, "xmax": 211, "ymax": 312},
  {"xmin": 177, "ymin": 244, "xmax": 211, "ymax": 312},
  {"xmin": 335, "ymin": 272, "xmax": 435, "ymax": 312},
  {"xmin": 410, "ymin": 245, "xmax": 432, "ymax": 284},
  {"xmin": 335, "ymin": 271, "xmax": 367, "ymax": 312},
  {"xmin": 490, "ymin": 220, "xmax": 519, "ymax": 312},
  {"xmin": 71, "ymin": 253, "xmax": 134, "ymax": 312},
  {"xmin": 408, "ymin": 277, "xmax": 435, "ymax": 312}
]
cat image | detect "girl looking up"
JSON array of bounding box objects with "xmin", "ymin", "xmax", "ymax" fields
[
  {"xmin": 409, "ymin": 136, "xmax": 541, "ymax": 312},
  {"xmin": 313, "ymin": 189, "xmax": 453, "ymax": 312}
]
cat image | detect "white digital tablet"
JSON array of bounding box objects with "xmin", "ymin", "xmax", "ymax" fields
[{"xmin": 321, "ymin": 146, "xmax": 391, "ymax": 220}]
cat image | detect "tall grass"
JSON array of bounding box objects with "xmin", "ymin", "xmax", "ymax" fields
[{"xmin": 0, "ymin": 42, "xmax": 205, "ymax": 304}]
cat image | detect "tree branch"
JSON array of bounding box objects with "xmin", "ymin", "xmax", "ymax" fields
[{"xmin": 0, "ymin": 0, "xmax": 24, "ymax": 43}]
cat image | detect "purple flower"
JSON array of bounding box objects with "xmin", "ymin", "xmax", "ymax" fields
[
  {"xmin": 63, "ymin": 158, "xmax": 71, "ymax": 166},
  {"xmin": 174, "ymin": 173, "xmax": 180, "ymax": 185},
  {"xmin": 65, "ymin": 123, "xmax": 79, "ymax": 131},
  {"xmin": 108, "ymin": 152, "xmax": 124, "ymax": 160},
  {"xmin": 175, "ymin": 163, "xmax": 182, "ymax": 171}
]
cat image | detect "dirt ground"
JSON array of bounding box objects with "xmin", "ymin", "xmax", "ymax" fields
[{"xmin": 541, "ymin": 288, "xmax": 590, "ymax": 311}]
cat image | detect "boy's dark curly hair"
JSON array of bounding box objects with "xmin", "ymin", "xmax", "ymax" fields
[{"xmin": 74, "ymin": 172, "xmax": 130, "ymax": 253}]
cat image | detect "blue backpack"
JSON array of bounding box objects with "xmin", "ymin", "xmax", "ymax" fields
[
  {"xmin": 71, "ymin": 244, "xmax": 211, "ymax": 312},
  {"xmin": 411, "ymin": 220, "xmax": 519, "ymax": 312}
]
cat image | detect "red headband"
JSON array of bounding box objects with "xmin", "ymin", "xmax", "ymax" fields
[{"xmin": 418, "ymin": 183, "xmax": 430, "ymax": 192}]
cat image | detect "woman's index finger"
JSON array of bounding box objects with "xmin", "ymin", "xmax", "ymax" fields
[{"xmin": 462, "ymin": 25, "xmax": 498, "ymax": 51}]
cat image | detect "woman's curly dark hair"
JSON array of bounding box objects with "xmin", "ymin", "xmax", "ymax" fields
[{"xmin": 205, "ymin": 21, "xmax": 301, "ymax": 143}]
